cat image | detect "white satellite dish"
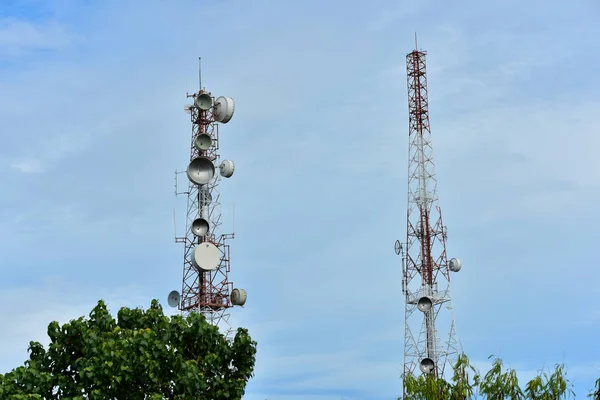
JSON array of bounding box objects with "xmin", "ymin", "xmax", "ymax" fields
[
  {"xmin": 214, "ymin": 96, "xmax": 235, "ymax": 123},
  {"xmin": 394, "ymin": 240, "xmax": 402, "ymax": 255},
  {"xmin": 195, "ymin": 134, "xmax": 212, "ymax": 151},
  {"xmin": 191, "ymin": 242, "xmax": 221, "ymax": 271},
  {"xmin": 167, "ymin": 290, "xmax": 180, "ymax": 308},
  {"xmin": 195, "ymin": 93, "xmax": 213, "ymax": 111},
  {"xmin": 231, "ymin": 288, "xmax": 247, "ymax": 306},
  {"xmin": 184, "ymin": 104, "xmax": 192, "ymax": 114},
  {"xmin": 187, "ymin": 156, "xmax": 215, "ymax": 185},
  {"xmin": 220, "ymin": 159, "xmax": 235, "ymax": 178}
]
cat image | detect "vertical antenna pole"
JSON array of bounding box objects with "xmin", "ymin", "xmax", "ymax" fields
[
  {"xmin": 414, "ymin": 32, "xmax": 418, "ymax": 50},
  {"xmin": 173, "ymin": 207, "xmax": 177, "ymax": 241},
  {"xmin": 198, "ymin": 57, "xmax": 202, "ymax": 91}
]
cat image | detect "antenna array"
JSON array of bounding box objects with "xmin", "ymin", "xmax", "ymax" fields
[
  {"xmin": 397, "ymin": 45, "xmax": 463, "ymax": 393},
  {"xmin": 169, "ymin": 62, "xmax": 246, "ymax": 338}
]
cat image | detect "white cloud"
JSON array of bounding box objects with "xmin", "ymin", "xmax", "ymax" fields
[
  {"xmin": 0, "ymin": 17, "xmax": 76, "ymax": 55},
  {"xmin": 7, "ymin": 132, "xmax": 91, "ymax": 174}
]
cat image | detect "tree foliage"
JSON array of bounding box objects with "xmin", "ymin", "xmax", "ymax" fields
[
  {"xmin": 0, "ymin": 299, "xmax": 257, "ymax": 400},
  {"xmin": 400, "ymin": 353, "xmax": 600, "ymax": 399}
]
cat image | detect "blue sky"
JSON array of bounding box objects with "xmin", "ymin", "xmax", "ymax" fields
[{"xmin": 1, "ymin": 0, "xmax": 599, "ymax": 398}]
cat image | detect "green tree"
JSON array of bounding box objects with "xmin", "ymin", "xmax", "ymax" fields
[
  {"xmin": 0, "ymin": 299, "xmax": 257, "ymax": 400},
  {"xmin": 589, "ymin": 378, "xmax": 600, "ymax": 399},
  {"xmin": 478, "ymin": 355, "xmax": 524, "ymax": 399},
  {"xmin": 402, "ymin": 354, "xmax": 583, "ymax": 399}
]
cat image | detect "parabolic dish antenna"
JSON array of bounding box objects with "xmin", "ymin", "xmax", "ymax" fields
[
  {"xmin": 195, "ymin": 134, "xmax": 212, "ymax": 151},
  {"xmin": 167, "ymin": 290, "xmax": 180, "ymax": 308},
  {"xmin": 195, "ymin": 93, "xmax": 213, "ymax": 111},
  {"xmin": 417, "ymin": 296, "xmax": 433, "ymax": 312},
  {"xmin": 420, "ymin": 358, "xmax": 435, "ymax": 374},
  {"xmin": 231, "ymin": 288, "xmax": 247, "ymax": 306},
  {"xmin": 187, "ymin": 156, "xmax": 215, "ymax": 185},
  {"xmin": 220, "ymin": 159, "xmax": 235, "ymax": 178},
  {"xmin": 191, "ymin": 242, "xmax": 221, "ymax": 271},
  {"xmin": 191, "ymin": 218, "xmax": 210, "ymax": 237},
  {"xmin": 394, "ymin": 240, "xmax": 402, "ymax": 255},
  {"xmin": 214, "ymin": 96, "xmax": 235, "ymax": 123}
]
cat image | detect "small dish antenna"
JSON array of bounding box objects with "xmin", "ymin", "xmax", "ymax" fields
[
  {"xmin": 187, "ymin": 156, "xmax": 215, "ymax": 185},
  {"xmin": 417, "ymin": 296, "xmax": 433, "ymax": 312},
  {"xmin": 194, "ymin": 93, "xmax": 213, "ymax": 111},
  {"xmin": 214, "ymin": 96, "xmax": 235, "ymax": 123},
  {"xmin": 194, "ymin": 134, "xmax": 212, "ymax": 151},
  {"xmin": 220, "ymin": 159, "xmax": 235, "ymax": 178},
  {"xmin": 167, "ymin": 290, "xmax": 180, "ymax": 308},
  {"xmin": 191, "ymin": 218, "xmax": 210, "ymax": 237},
  {"xmin": 394, "ymin": 240, "xmax": 402, "ymax": 255},
  {"xmin": 420, "ymin": 358, "xmax": 435, "ymax": 374},
  {"xmin": 191, "ymin": 242, "xmax": 221, "ymax": 271}
]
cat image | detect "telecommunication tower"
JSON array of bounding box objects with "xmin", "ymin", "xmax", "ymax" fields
[
  {"xmin": 168, "ymin": 59, "xmax": 246, "ymax": 338},
  {"xmin": 395, "ymin": 44, "xmax": 462, "ymax": 392}
]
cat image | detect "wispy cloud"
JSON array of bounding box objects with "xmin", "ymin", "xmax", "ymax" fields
[
  {"xmin": 8, "ymin": 132, "xmax": 90, "ymax": 173},
  {"xmin": 0, "ymin": 17, "xmax": 76, "ymax": 56}
]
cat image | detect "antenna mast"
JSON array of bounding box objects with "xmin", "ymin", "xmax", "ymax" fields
[
  {"xmin": 397, "ymin": 45, "xmax": 462, "ymax": 394},
  {"xmin": 169, "ymin": 58, "xmax": 246, "ymax": 339}
]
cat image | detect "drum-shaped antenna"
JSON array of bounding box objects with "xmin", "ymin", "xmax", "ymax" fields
[
  {"xmin": 194, "ymin": 93, "xmax": 213, "ymax": 111},
  {"xmin": 187, "ymin": 157, "xmax": 215, "ymax": 185},
  {"xmin": 214, "ymin": 96, "xmax": 235, "ymax": 123},
  {"xmin": 220, "ymin": 159, "xmax": 235, "ymax": 178},
  {"xmin": 449, "ymin": 258, "xmax": 462, "ymax": 272},
  {"xmin": 417, "ymin": 296, "xmax": 433, "ymax": 312},
  {"xmin": 191, "ymin": 242, "xmax": 221, "ymax": 271},
  {"xmin": 231, "ymin": 288, "xmax": 247, "ymax": 306},
  {"xmin": 195, "ymin": 134, "xmax": 212, "ymax": 151},
  {"xmin": 167, "ymin": 290, "xmax": 180, "ymax": 308},
  {"xmin": 191, "ymin": 218, "xmax": 210, "ymax": 237},
  {"xmin": 420, "ymin": 358, "xmax": 435, "ymax": 374}
]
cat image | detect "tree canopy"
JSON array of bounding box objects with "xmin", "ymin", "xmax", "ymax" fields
[
  {"xmin": 402, "ymin": 354, "xmax": 600, "ymax": 400},
  {"xmin": 0, "ymin": 299, "xmax": 257, "ymax": 400}
]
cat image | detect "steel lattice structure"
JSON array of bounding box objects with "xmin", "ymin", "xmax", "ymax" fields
[
  {"xmin": 171, "ymin": 78, "xmax": 244, "ymax": 339},
  {"xmin": 397, "ymin": 47, "xmax": 462, "ymax": 394}
]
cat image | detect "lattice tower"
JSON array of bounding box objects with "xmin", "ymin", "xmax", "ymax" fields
[
  {"xmin": 170, "ymin": 79, "xmax": 246, "ymax": 340},
  {"xmin": 397, "ymin": 48, "xmax": 462, "ymax": 394}
]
